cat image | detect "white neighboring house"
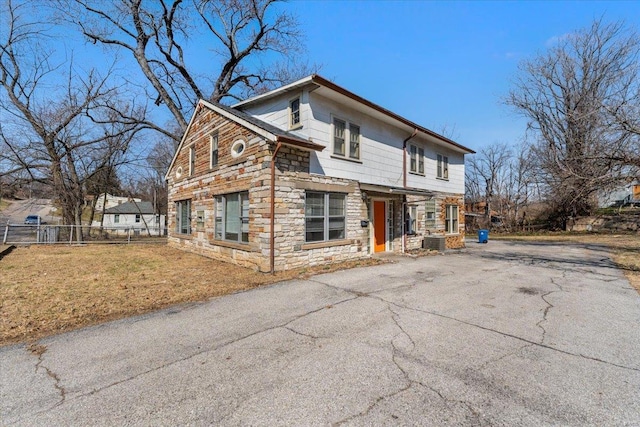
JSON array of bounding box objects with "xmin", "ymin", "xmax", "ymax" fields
[
  {"xmin": 99, "ymin": 201, "xmax": 165, "ymax": 236},
  {"xmin": 94, "ymin": 193, "xmax": 142, "ymax": 212}
]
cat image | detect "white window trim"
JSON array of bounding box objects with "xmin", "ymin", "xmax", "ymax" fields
[
  {"xmin": 230, "ymin": 139, "xmax": 246, "ymax": 158},
  {"xmin": 445, "ymin": 204, "xmax": 459, "ymax": 234},
  {"xmin": 214, "ymin": 192, "xmax": 250, "ymax": 244},
  {"xmin": 189, "ymin": 145, "xmax": 196, "ymax": 176},
  {"xmin": 409, "ymin": 144, "xmax": 425, "ymax": 175},
  {"xmin": 209, "ymin": 131, "xmax": 219, "ymax": 169},
  {"xmin": 304, "ymin": 192, "xmax": 346, "ymax": 243},
  {"xmin": 331, "ymin": 115, "xmax": 361, "ymax": 161},
  {"xmin": 437, "ymin": 154, "xmax": 449, "ymax": 180},
  {"xmin": 175, "ymin": 200, "xmax": 191, "ymax": 234},
  {"xmin": 289, "ymin": 96, "xmax": 302, "ymax": 130}
]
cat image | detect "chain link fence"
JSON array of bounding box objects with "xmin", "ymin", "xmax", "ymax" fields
[{"xmin": 3, "ymin": 223, "xmax": 167, "ymax": 245}]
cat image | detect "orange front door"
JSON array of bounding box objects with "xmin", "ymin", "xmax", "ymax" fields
[{"xmin": 373, "ymin": 201, "xmax": 386, "ymax": 253}]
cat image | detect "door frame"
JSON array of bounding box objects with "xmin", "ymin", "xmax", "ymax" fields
[{"xmin": 370, "ymin": 198, "xmax": 390, "ymax": 253}]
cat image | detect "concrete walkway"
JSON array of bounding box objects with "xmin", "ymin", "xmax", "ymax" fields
[{"xmin": 1, "ymin": 240, "xmax": 639, "ymax": 426}]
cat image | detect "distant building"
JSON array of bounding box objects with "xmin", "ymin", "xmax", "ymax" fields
[
  {"xmin": 94, "ymin": 193, "xmax": 142, "ymax": 212},
  {"xmin": 96, "ymin": 201, "xmax": 165, "ymax": 236},
  {"xmin": 599, "ymin": 182, "xmax": 640, "ymax": 207}
]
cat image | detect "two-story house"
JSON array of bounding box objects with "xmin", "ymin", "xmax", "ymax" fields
[{"xmin": 166, "ymin": 75, "xmax": 475, "ymax": 272}]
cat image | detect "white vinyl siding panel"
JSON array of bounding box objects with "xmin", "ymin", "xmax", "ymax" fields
[{"xmin": 240, "ymin": 90, "xmax": 465, "ymax": 194}]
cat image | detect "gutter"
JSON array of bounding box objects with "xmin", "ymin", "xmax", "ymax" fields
[
  {"xmin": 402, "ymin": 129, "xmax": 418, "ymax": 189},
  {"xmin": 401, "ymin": 129, "xmax": 418, "ymax": 253},
  {"xmin": 270, "ymin": 141, "xmax": 283, "ymax": 274}
]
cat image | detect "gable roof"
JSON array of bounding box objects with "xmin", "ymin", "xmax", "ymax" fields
[
  {"xmin": 165, "ymin": 99, "xmax": 324, "ymax": 180},
  {"xmin": 104, "ymin": 201, "xmax": 155, "ymax": 215},
  {"xmin": 232, "ymin": 74, "xmax": 475, "ymax": 154}
]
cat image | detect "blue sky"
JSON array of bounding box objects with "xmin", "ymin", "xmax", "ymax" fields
[{"xmin": 288, "ymin": 1, "xmax": 640, "ymax": 152}]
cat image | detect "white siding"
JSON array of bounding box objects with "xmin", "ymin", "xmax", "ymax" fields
[{"xmin": 241, "ymin": 90, "xmax": 466, "ymax": 194}]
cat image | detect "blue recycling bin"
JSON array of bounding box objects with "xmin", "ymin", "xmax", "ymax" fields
[{"xmin": 478, "ymin": 229, "xmax": 489, "ymax": 244}]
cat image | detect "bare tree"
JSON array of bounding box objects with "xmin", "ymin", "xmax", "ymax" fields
[
  {"xmin": 506, "ymin": 19, "xmax": 640, "ymax": 223},
  {"xmin": 0, "ymin": 0, "xmax": 147, "ymax": 237},
  {"xmin": 465, "ymin": 142, "xmax": 537, "ymax": 230},
  {"xmin": 66, "ymin": 0, "xmax": 317, "ymax": 141}
]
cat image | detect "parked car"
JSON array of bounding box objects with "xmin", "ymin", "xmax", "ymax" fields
[{"xmin": 24, "ymin": 215, "xmax": 46, "ymax": 225}]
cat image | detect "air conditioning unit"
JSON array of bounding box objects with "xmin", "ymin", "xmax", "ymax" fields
[{"xmin": 423, "ymin": 236, "xmax": 446, "ymax": 252}]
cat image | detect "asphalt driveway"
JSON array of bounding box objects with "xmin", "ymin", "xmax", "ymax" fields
[{"xmin": 2, "ymin": 240, "xmax": 639, "ymax": 426}]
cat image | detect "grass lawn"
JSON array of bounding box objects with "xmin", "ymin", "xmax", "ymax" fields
[
  {"xmin": 0, "ymin": 244, "xmax": 383, "ymax": 346},
  {"xmin": 492, "ymin": 233, "xmax": 640, "ymax": 292}
]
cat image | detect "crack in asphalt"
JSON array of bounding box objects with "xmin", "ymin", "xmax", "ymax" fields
[
  {"xmin": 24, "ymin": 293, "xmax": 359, "ymax": 416},
  {"xmin": 314, "ymin": 280, "xmax": 640, "ymax": 373},
  {"xmin": 332, "ymin": 302, "xmax": 481, "ymax": 426},
  {"xmin": 536, "ymin": 276, "xmax": 566, "ymax": 343},
  {"xmin": 282, "ymin": 325, "xmax": 321, "ymax": 340},
  {"xmin": 478, "ymin": 343, "xmax": 535, "ymax": 372},
  {"xmin": 27, "ymin": 344, "xmax": 66, "ymax": 408}
]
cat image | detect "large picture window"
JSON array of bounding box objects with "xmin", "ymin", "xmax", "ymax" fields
[
  {"xmin": 445, "ymin": 204, "xmax": 459, "ymax": 234},
  {"xmin": 305, "ymin": 192, "xmax": 346, "ymax": 242},
  {"xmin": 215, "ymin": 192, "xmax": 249, "ymax": 243},
  {"xmin": 175, "ymin": 200, "xmax": 191, "ymax": 234}
]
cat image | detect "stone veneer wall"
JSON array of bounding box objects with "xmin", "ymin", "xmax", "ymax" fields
[
  {"xmin": 401, "ymin": 193, "xmax": 466, "ymax": 250},
  {"xmin": 167, "ymin": 105, "xmax": 466, "ymax": 270}
]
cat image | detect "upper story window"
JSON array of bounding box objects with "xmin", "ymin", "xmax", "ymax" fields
[
  {"xmin": 231, "ymin": 139, "xmax": 246, "ymax": 158},
  {"xmin": 289, "ymin": 97, "xmax": 301, "ymax": 129},
  {"xmin": 189, "ymin": 145, "xmax": 196, "ymax": 176},
  {"xmin": 409, "ymin": 145, "xmax": 424, "ymax": 174},
  {"xmin": 437, "ymin": 154, "xmax": 449, "ymax": 180},
  {"xmin": 332, "ymin": 117, "xmax": 360, "ymax": 160},
  {"xmin": 210, "ymin": 132, "xmax": 219, "ymax": 168}
]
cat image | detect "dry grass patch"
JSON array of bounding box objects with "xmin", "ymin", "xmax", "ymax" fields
[
  {"xmin": 493, "ymin": 233, "xmax": 640, "ymax": 292},
  {"xmin": 0, "ymin": 244, "xmax": 383, "ymax": 346}
]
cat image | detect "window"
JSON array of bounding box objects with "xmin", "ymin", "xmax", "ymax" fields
[
  {"xmin": 333, "ymin": 118, "xmax": 346, "ymax": 156},
  {"xmin": 175, "ymin": 200, "xmax": 191, "ymax": 234},
  {"xmin": 425, "ymin": 200, "xmax": 436, "ymax": 227},
  {"xmin": 196, "ymin": 210, "xmax": 205, "ymax": 231},
  {"xmin": 445, "ymin": 204, "xmax": 459, "ymax": 234},
  {"xmin": 189, "ymin": 145, "xmax": 196, "ymax": 176},
  {"xmin": 289, "ymin": 97, "xmax": 301, "ymax": 128},
  {"xmin": 114, "ymin": 214, "xmax": 120, "ymax": 224},
  {"xmin": 332, "ymin": 118, "xmax": 360, "ymax": 160},
  {"xmin": 409, "ymin": 145, "xmax": 424, "ymax": 174},
  {"xmin": 305, "ymin": 192, "xmax": 346, "ymax": 242},
  {"xmin": 349, "ymin": 124, "xmax": 360, "ymax": 159},
  {"xmin": 210, "ymin": 132, "xmax": 219, "ymax": 168},
  {"xmin": 135, "ymin": 214, "xmax": 141, "ymax": 223},
  {"xmin": 154, "ymin": 214, "xmax": 160, "ymax": 224},
  {"xmin": 214, "ymin": 192, "xmax": 249, "ymax": 243},
  {"xmin": 437, "ymin": 154, "xmax": 449, "ymax": 179},
  {"xmin": 406, "ymin": 205, "xmax": 417, "ymax": 234},
  {"xmin": 230, "ymin": 139, "xmax": 245, "ymax": 158}
]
